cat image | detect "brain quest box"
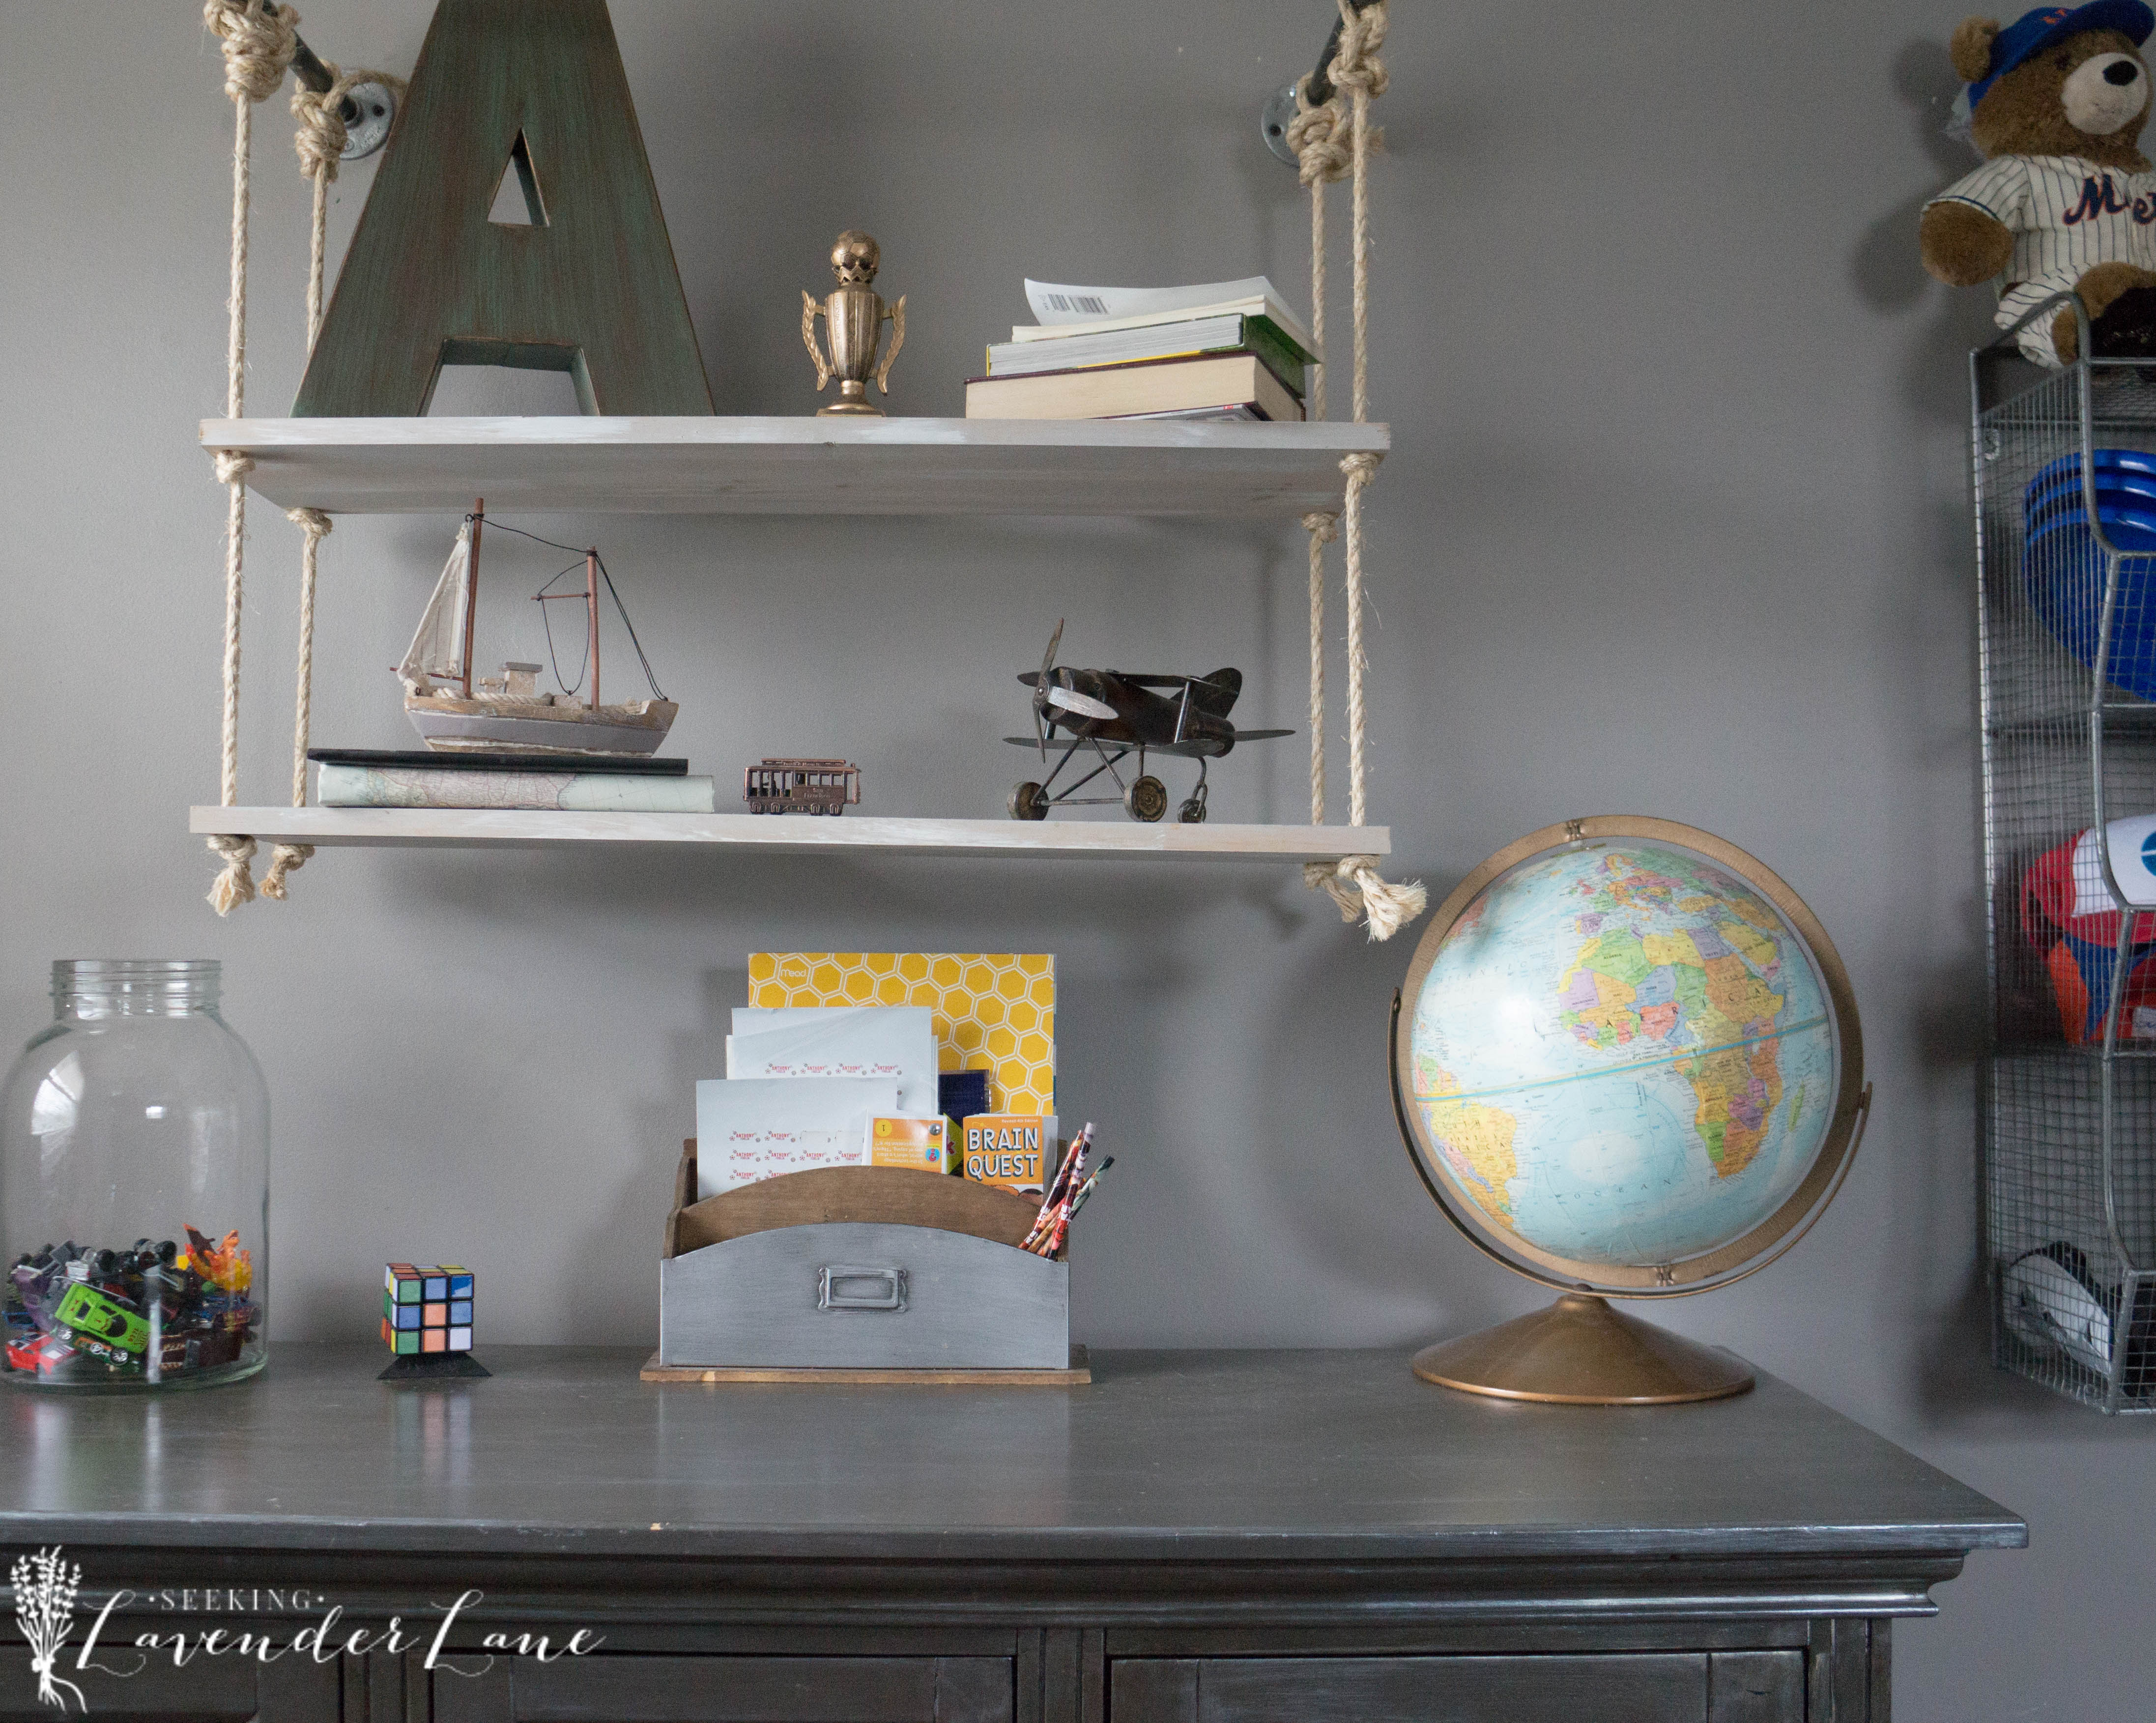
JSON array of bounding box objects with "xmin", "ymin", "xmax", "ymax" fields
[{"xmin": 963, "ymin": 1115, "xmax": 1057, "ymax": 1195}]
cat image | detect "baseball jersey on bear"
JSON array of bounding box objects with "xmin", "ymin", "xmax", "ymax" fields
[{"xmin": 1928, "ymin": 154, "xmax": 2156, "ymax": 361}]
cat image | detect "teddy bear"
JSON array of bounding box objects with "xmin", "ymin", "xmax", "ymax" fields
[{"xmin": 1922, "ymin": 0, "xmax": 2156, "ymax": 364}]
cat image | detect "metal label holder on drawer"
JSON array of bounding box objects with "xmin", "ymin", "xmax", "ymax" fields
[{"xmin": 644, "ymin": 1144, "xmax": 1089, "ymax": 1384}]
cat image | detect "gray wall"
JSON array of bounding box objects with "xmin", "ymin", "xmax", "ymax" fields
[{"xmin": 0, "ymin": 1, "xmax": 2140, "ymax": 1716}]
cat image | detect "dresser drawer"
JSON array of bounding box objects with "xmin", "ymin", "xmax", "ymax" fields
[
  {"xmin": 1112, "ymin": 1651, "xmax": 1805, "ymax": 1723},
  {"xmin": 435, "ymin": 1654, "xmax": 1013, "ymax": 1723},
  {"xmin": 0, "ymin": 1645, "xmax": 334, "ymax": 1719}
]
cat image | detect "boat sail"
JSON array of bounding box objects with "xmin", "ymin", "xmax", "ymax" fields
[
  {"xmin": 397, "ymin": 529, "xmax": 473, "ymax": 692},
  {"xmin": 397, "ymin": 503, "xmax": 678, "ymax": 756}
]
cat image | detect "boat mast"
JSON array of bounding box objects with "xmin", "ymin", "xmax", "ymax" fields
[
  {"xmin": 586, "ymin": 548, "xmax": 601, "ymax": 712},
  {"xmin": 462, "ymin": 497, "xmax": 484, "ymax": 698}
]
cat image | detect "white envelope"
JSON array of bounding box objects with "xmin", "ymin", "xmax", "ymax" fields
[
  {"xmin": 726, "ymin": 1006, "xmax": 938, "ymax": 1118},
  {"xmin": 694, "ymin": 1075, "xmax": 899, "ymax": 1199}
]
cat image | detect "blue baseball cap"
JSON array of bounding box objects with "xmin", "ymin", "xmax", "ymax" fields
[{"xmin": 1970, "ymin": 0, "xmax": 2156, "ymax": 110}]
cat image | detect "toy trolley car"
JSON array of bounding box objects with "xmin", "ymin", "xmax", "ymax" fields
[{"xmin": 743, "ymin": 758, "xmax": 862, "ymax": 816}]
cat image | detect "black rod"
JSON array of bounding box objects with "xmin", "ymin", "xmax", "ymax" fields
[
  {"xmin": 255, "ymin": 0, "xmax": 357, "ymax": 120},
  {"xmin": 1302, "ymin": 0, "xmax": 1381, "ymax": 109}
]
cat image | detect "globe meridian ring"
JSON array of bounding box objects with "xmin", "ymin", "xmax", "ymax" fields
[{"xmin": 1392, "ymin": 816, "xmax": 1869, "ymax": 1300}]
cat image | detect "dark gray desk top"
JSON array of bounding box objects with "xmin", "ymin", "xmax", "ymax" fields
[{"xmin": 0, "ymin": 1346, "xmax": 2024, "ymax": 1564}]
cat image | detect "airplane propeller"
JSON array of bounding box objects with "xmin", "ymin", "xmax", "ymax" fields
[
  {"xmin": 1030, "ymin": 619, "xmax": 1115, "ymax": 758},
  {"xmin": 1031, "ymin": 621, "xmax": 1060, "ymax": 758}
]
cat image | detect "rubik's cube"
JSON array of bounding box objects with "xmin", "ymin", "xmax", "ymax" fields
[{"xmin": 381, "ymin": 1263, "xmax": 475, "ymax": 1356}]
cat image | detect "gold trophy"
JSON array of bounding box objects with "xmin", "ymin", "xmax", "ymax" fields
[{"xmin": 801, "ymin": 231, "xmax": 905, "ymax": 416}]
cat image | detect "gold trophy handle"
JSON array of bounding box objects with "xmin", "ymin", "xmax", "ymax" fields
[
  {"xmin": 801, "ymin": 290, "xmax": 831, "ymax": 391},
  {"xmin": 874, "ymin": 294, "xmax": 905, "ymax": 396}
]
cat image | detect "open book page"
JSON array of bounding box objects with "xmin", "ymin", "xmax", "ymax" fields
[
  {"xmin": 1024, "ymin": 277, "xmax": 1283, "ymax": 325},
  {"xmin": 1018, "ymin": 279, "xmax": 1315, "ymax": 358}
]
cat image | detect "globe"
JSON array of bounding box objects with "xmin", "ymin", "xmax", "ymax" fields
[{"xmin": 1391, "ymin": 817, "xmax": 1868, "ymax": 1403}]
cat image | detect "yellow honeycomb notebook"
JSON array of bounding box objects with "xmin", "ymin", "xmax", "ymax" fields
[{"xmin": 747, "ymin": 954, "xmax": 1054, "ymax": 1116}]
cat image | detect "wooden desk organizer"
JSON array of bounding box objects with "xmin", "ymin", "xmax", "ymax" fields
[{"xmin": 646, "ymin": 1143, "xmax": 1086, "ymax": 1383}]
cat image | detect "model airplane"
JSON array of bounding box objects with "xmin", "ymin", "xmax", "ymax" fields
[{"xmin": 1006, "ymin": 622, "xmax": 1291, "ymax": 823}]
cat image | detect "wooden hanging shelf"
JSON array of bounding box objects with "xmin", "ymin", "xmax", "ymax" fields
[
  {"xmin": 188, "ymin": 806, "xmax": 1392, "ymax": 862},
  {"xmin": 198, "ymin": 416, "xmax": 1390, "ymax": 518}
]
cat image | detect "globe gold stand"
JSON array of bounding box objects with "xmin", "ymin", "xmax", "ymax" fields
[
  {"xmin": 1390, "ymin": 817, "xmax": 1872, "ymax": 1409},
  {"xmin": 1410, "ymin": 1292, "xmax": 1753, "ymax": 1405}
]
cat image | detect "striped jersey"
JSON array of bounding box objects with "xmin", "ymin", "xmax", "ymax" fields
[{"xmin": 1928, "ymin": 154, "xmax": 2156, "ymax": 361}]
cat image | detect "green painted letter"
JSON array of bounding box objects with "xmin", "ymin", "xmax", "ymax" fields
[{"xmin": 293, "ymin": 0, "xmax": 712, "ymax": 416}]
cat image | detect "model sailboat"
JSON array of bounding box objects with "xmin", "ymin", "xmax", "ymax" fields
[{"xmin": 397, "ymin": 502, "xmax": 678, "ymax": 756}]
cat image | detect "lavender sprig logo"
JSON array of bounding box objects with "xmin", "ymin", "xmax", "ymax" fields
[
  {"xmin": 11, "ymin": 1547, "xmax": 85, "ymax": 1712},
  {"xmin": 3, "ymin": 1549, "xmax": 602, "ymax": 1710}
]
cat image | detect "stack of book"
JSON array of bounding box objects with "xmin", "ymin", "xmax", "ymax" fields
[
  {"xmin": 309, "ymin": 749, "xmax": 715, "ymax": 812},
  {"xmin": 965, "ymin": 276, "xmax": 1315, "ymax": 423}
]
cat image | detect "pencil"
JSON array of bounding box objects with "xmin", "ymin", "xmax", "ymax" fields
[{"xmin": 1025, "ymin": 1124, "xmax": 1093, "ymax": 1248}]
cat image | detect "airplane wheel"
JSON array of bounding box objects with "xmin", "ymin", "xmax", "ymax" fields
[
  {"xmin": 1010, "ymin": 781, "xmax": 1050, "ymax": 821},
  {"xmin": 1178, "ymin": 796, "xmax": 1207, "ymax": 824},
  {"xmin": 1125, "ymin": 775, "xmax": 1169, "ymax": 822}
]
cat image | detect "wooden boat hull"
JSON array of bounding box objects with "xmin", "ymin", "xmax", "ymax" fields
[{"xmin": 405, "ymin": 696, "xmax": 678, "ymax": 757}]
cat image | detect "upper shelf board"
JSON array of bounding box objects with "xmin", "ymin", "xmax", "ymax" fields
[
  {"xmin": 199, "ymin": 416, "xmax": 1391, "ymax": 518},
  {"xmin": 189, "ymin": 806, "xmax": 1391, "ymax": 863}
]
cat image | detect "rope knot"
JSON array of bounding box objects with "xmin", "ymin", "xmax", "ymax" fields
[
  {"xmin": 1287, "ymin": 87, "xmax": 1351, "ymax": 187},
  {"xmin": 1300, "ymin": 510, "xmax": 1341, "ymax": 545},
  {"xmin": 1340, "ymin": 450, "xmax": 1383, "ymax": 488},
  {"xmin": 205, "ymin": 835, "xmax": 259, "ymax": 916},
  {"xmin": 290, "ymin": 67, "xmax": 349, "ymax": 183},
  {"xmin": 204, "ymin": 0, "xmax": 298, "ymax": 104},
  {"xmin": 1328, "ymin": 0, "xmax": 1390, "ymax": 100},
  {"xmin": 290, "ymin": 67, "xmax": 403, "ymax": 184},
  {"xmin": 260, "ymin": 842, "xmax": 315, "ymax": 899},
  {"xmin": 286, "ymin": 505, "xmax": 332, "ymax": 539},
  {"xmin": 291, "ymin": 68, "xmax": 405, "ymax": 186},
  {"xmin": 212, "ymin": 451, "xmax": 255, "ymax": 486},
  {"xmin": 1303, "ymin": 853, "xmax": 1427, "ymax": 942}
]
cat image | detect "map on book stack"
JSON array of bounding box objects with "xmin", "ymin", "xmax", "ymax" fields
[{"xmin": 965, "ymin": 277, "xmax": 1314, "ymax": 423}]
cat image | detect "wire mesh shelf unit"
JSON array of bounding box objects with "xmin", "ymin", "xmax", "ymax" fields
[{"xmin": 1975, "ymin": 294, "xmax": 2156, "ymax": 1412}]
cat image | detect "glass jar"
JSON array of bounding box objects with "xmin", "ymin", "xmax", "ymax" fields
[{"xmin": 0, "ymin": 961, "xmax": 268, "ymax": 1390}]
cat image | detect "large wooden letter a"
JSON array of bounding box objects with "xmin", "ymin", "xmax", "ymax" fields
[{"xmin": 293, "ymin": 0, "xmax": 713, "ymax": 416}]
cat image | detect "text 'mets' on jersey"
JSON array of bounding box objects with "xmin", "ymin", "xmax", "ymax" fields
[{"xmin": 1928, "ymin": 154, "xmax": 2156, "ymax": 360}]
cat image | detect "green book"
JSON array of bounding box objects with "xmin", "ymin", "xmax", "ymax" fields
[{"xmin": 985, "ymin": 313, "xmax": 1309, "ymax": 399}]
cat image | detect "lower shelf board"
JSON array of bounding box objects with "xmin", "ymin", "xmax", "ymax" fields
[
  {"xmin": 188, "ymin": 807, "xmax": 1390, "ymax": 863},
  {"xmin": 639, "ymin": 1345, "xmax": 1091, "ymax": 1386}
]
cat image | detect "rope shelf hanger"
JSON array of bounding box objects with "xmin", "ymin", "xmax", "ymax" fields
[
  {"xmin": 1287, "ymin": 0, "xmax": 1426, "ymax": 942},
  {"xmin": 201, "ymin": 0, "xmax": 403, "ymax": 913}
]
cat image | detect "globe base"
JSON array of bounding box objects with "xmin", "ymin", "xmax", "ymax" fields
[{"xmin": 1411, "ymin": 1292, "xmax": 1754, "ymax": 1405}]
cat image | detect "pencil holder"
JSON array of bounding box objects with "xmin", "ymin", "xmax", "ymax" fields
[{"xmin": 654, "ymin": 1149, "xmax": 1076, "ymax": 1378}]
